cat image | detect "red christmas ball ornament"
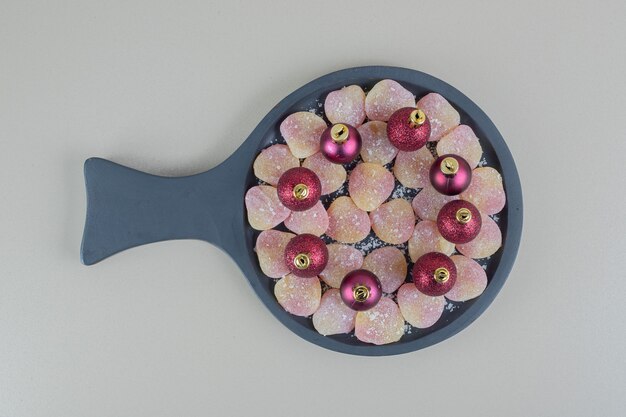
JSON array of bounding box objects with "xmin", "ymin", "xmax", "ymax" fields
[
  {"xmin": 277, "ymin": 167, "xmax": 321, "ymax": 211},
  {"xmin": 429, "ymin": 154, "xmax": 472, "ymax": 196},
  {"xmin": 339, "ymin": 269, "xmax": 382, "ymax": 311},
  {"xmin": 437, "ymin": 200, "xmax": 482, "ymax": 244},
  {"xmin": 320, "ymin": 123, "xmax": 362, "ymax": 164},
  {"xmin": 284, "ymin": 234, "xmax": 328, "ymax": 278},
  {"xmin": 386, "ymin": 107, "xmax": 431, "ymax": 151},
  {"xmin": 412, "ymin": 252, "xmax": 457, "ymax": 297}
]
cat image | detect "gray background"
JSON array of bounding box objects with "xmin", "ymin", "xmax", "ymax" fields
[{"xmin": 1, "ymin": 1, "xmax": 625, "ymax": 416}]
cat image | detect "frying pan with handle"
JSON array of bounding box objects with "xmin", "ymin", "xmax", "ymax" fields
[{"xmin": 81, "ymin": 66, "xmax": 523, "ymax": 356}]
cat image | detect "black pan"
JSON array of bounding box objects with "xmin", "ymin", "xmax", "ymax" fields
[{"xmin": 81, "ymin": 66, "xmax": 523, "ymax": 356}]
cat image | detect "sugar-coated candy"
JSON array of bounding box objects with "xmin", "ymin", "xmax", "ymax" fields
[
  {"xmin": 355, "ymin": 297, "xmax": 405, "ymax": 345},
  {"xmin": 326, "ymin": 196, "xmax": 371, "ymax": 243},
  {"xmin": 397, "ymin": 283, "xmax": 445, "ymax": 329},
  {"xmin": 324, "ymin": 85, "xmax": 366, "ymax": 127},
  {"xmin": 445, "ymin": 255, "xmax": 488, "ymax": 302},
  {"xmin": 280, "ymin": 112, "xmax": 327, "ymax": 158},
  {"xmin": 456, "ymin": 215, "xmax": 502, "ymax": 259},
  {"xmin": 364, "ymin": 80, "xmax": 415, "ymax": 122},
  {"xmin": 302, "ymin": 152, "xmax": 346, "ymax": 195},
  {"xmin": 284, "ymin": 201, "xmax": 329, "ymax": 236},
  {"xmin": 369, "ymin": 199, "xmax": 415, "ymax": 244},
  {"xmin": 411, "ymin": 184, "xmax": 456, "ymax": 221},
  {"xmin": 274, "ymin": 274, "xmax": 321, "ymax": 317},
  {"xmin": 244, "ymin": 185, "xmax": 290, "ymax": 230},
  {"xmin": 358, "ymin": 121, "xmax": 398, "ymax": 165},
  {"xmin": 348, "ymin": 162, "xmax": 394, "ymax": 212},
  {"xmin": 461, "ymin": 167, "xmax": 506, "ymax": 215},
  {"xmin": 436, "ymin": 125, "xmax": 483, "ymax": 168},
  {"xmin": 252, "ymin": 144, "xmax": 299, "ymax": 186},
  {"xmin": 326, "ymin": 196, "xmax": 372, "ymax": 243},
  {"xmin": 416, "ymin": 93, "xmax": 460, "ymax": 141},
  {"xmin": 319, "ymin": 243, "xmax": 364, "ymax": 288},
  {"xmin": 312, "ymin": 289, "xmax": 358, "ymax": 335},
  {"xmin": 362, "ymin": 247, "xmax": 407, "ymax": 293},
  {"xmin": 393, "ymin": 148, "xmax": 434, "ymax": 189},
  {"xmin": 255, "ymin": 230, "xmax": 295, "ymax": 278},
  {"xmin": 408, "ymin": 220, "xmax": 455, "ymax": 262}
]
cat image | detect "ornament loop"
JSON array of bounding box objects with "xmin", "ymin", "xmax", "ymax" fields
[
  {"xmin": 455, "ymin": 208, "xmax": 472, "ymax": 224},
  {"xmin": 292, "ymin": 183, "xmax": 309, "ymax": 200},
  {"xmin": 440, "ymin": 156, "xmax": 459, "ymax": 175},
  {"xmin": 352, "ymin": 285, "xmax": 370, "ymax": 302},
  {"xmin": 330, "ymin": 123, "xmax": 349, "ymax": 144},
  {"xmin": 409, "ymin": 108, "xmax": 426, "ymax": 128},
  {"xmin": 293, "ymin": 253, "xmax": 311, "ymax": 270},
  {"xmin": 433, "ymin": 267, "xmax": 450, "ymax": 284}
]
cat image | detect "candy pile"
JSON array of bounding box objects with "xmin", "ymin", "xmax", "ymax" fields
[{"xmin": 245, "ymin": 80, "xmax": 505, "ymax": 345}]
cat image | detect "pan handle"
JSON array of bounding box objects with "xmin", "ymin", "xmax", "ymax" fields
[{"xmin": 80, "ymin": 157, "xmax": 244, "ymax": 265}]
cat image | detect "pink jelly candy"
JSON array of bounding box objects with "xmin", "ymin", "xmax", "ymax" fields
[
  {"xmin": 416, "ymin": 93, "xmax": 460, "ymax": 141},
  {"xmin": 302, "ymin": 152, "xmax": 347, "ymax": 195},
  {"xmin": 252, "ymin": 144, "xmax": 300, "ymax": 186},
  {"xmin": 348, "ymin": 163, "xmax": 395, "ymax": 212},
  {"xmin": 436, "ymin": 125, "xmax": 483, "ymax": 169},
  {"xmin": 461, "ymin": 167, "xmax": 506, "ymax": 215},
  {"xmin": 245, "ymin": 185, "xmax": 290, "ymax": 230},
  {"xmin": 326, "ymin": 196, "xmax": 371, "ymax": 243},
  {"xmin": 358, "ymin": 121, "xmax": 398, "ymax": 165},
  {"xmin": 365, "ymin": 79, "xmax": 415, "ymax": 122},
  {"xmin": 362, "ymin": 247, "xmax": 407, "ymax": 293},
  {"xmin": 446, "ymin": 255, "xmax": 488, "ymax": 302},
  {"xmin": 280, "ymin": 111, "xmax": 327, "ymax": 158},
  {"xmin": 393, "ymin": 148, "xmax": 434, "ymax": 189},
  {"xmin": 255, "ymin": 230, "xmax": 295, "ymax": 278},
  {"xmin": 411, "ymin": 184, "xmax": 456, "ymax": 221},
  {"xmin": 284, "ymin": 201, "xmax": 329, "ymax": 236},
  {"xmin": 370, "ymin": 199, "xmax": 415, "ymax": 245},
  {"xmin": 397, "ymin": 283, "xmax": 445, "ymax": 329},
  {"xmin": 312, "ymin": 289, "xmax": 358, "ymax": 335},
  {"xmin": 319, "ymin": 243, "xmax": 364, "ymax": 288},
  {"xmin": 274, "ymin": 274, "xmax": 322, "ymax": 317},
  {"xmin": 355, "ymin": 297, "xmax": 405, "ymax": 345},
  {"xmin": 456, "ymin": 215, "xmax": 502, "ymax": 259},
  {"xmin": 324, "ymin": 85, "xmax": 366, "ymax": 127},
  {"xmin": 408, "ymin": 220, "xmax": 455, "ymax": 262}
]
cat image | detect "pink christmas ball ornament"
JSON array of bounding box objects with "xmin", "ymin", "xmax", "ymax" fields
[
  {"xmin": 320, "ymin": 123, "xmax": 362, "ymax": 164},
  {"xmin": 429, "ymin": 154, "xmax": 472, "ymax": 196},
  {"xmin": 437, "ymin": 200, "xmax": 482, "ymax": 244},
  {"xmin": 386, "ymin": 107, "xmax": 431, "ymax": 151},
  {"xmin": 284, "ymin": 234, "xmax": 328, "ymax": 278},
  {"xmin": 412, "ymin": 252, "xmax": 457, "ymax": 297},
  {"xmin": 276, "ymin": 167, "xmax": 322, "ymax": 211},
  {"xmin": 340, "ymin": 269, "xmax": 383, "ymax": 311}
]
